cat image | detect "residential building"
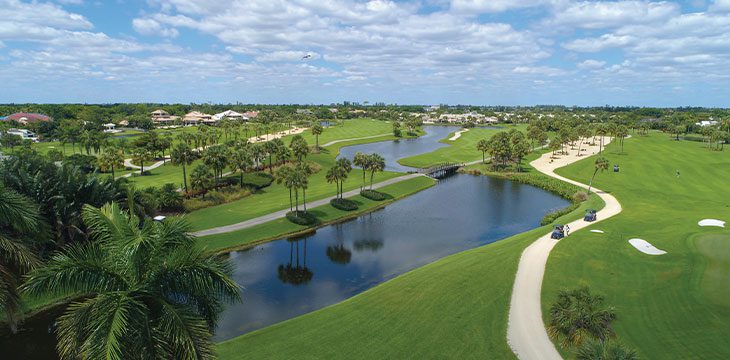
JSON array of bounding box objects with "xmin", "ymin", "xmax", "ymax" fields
[
  {"xmin": 6, "ymin": 128, "xmax": 39, "ymax": 142},
  {"xmin": 183, "ymin": 111, "xmax": 212, "ymax": 125},
  {"xmin": 0, "ymin": 113, "xmax": 51, "ymax": 124},
  {"xmin": 213, "ymin": 110, "xmax": 248, "ymax": 121}
]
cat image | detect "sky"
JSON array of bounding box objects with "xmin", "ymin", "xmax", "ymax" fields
[{"xmin": 0, "ymin": 0, "xmax": 729, "ymax": 106}]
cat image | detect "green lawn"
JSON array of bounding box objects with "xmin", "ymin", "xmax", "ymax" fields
[
  {"xmin": 186, "ymin": 139, "xmax": 403, "ymax": 231},
  {"xmin": 296, "ymin": 118, "xmax": 392, "ymax": 146},
  {"xmin": 217, "ymin": 176, "xmax": 604, "ymax": 359},
  {"xmin": 542, "ymin": 132, "xmax": 730, "ymax": 359},
  {"xmin": 398, "ymin": 124, "xmax": 526, "ymax": 168},
  {"xmin": 199, "ymin": 175, "xmax": 436, "ymax": 252}
]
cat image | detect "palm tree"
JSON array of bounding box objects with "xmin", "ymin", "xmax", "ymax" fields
[
  {"xmin": 21, "ymin": 203, "xmax": 240, "ymax": 360},
  {"xmin": 353, "ymin": 152, "xmax": 369, "ymax": 191},
  {"xmin": 289, "ymin": 135, "xmax": 310, "ymax": 162},
  {"xmin": 547, "ymin": 287, "xmax": 616, "ymax": 348},
  {"xmin": 264, "ymin": 140, "xmax": 278, "ymax": 173},
  {"xmin": 190, "ymin": 164, "xmax": 214, "ymax": 195},
  {"xmin": 0, "ymin": 185, "xmax": 42, "ymax": 333},
  {"xmin": 311, "ymin": 123, "xmax": 323, "ymax": 149},
  {"xmin": 170, "ymin": 143, "xmax": 196, "ymax": 193},
  {"xmin": 588, "ymin": 156, "xmax": 610, "ymax": 194},
  {"xmin": 476, "ymin": 138, "xmax": 489, "ymax": 163},
  {"xmin": 131, "ymin": 147, "xmax": 152, "ymax": 176},
  {"xmin": 326, "ymin": 166, "xmax": 339, "ymax": 198},
  {"xmin": 276, "ymin": 165, "xmax": 295, "ymax": 211},
  {"xmin": 367, "ymin": 154, "xmax": 385, "ymax": 190},
  {"xmin": 335, "ymin": 157, "xmax": 352, "ymax": 198},
  {"xmin": 231, "ymin": 148, "xmax": 253, "ymax": 188},
  {"xmin": 576, "ymin": 339, "xmax": 638, "ymax": 360},
  {"xmin": 98, "ymin": 147, "xmax": 124, "ymax": 180},
  {"xmin": 295, "ymin": 162, "xmax": 313, "ymax": 211},
  {"xmin": 203, "ymin": 145, "xmax": 228, "ymax": 184}
]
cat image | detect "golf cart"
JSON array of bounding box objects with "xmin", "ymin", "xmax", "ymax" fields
[
  {"xmin": 551, "ymin": 225, "xmax": 565, "ymax": 239},
  {"xmin": 584, "ymin": 209, "xmax": 597, "ymax": 222}
]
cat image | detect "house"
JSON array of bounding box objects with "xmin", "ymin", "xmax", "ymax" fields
[
  {"xmin": 0, "ymin": 113, "xmax": 51, "ymax": 124},
  {"xmin": 243, "ymin": 111, "xmax": 259, "ymax": 119},
  {"xmin": 213, "ymin": 110, "xmax": 247, "ymax": 121},
  {"xmin": 6, "ymin": 128, "xmax": 39, "ymax": 142},
  {"xmin": 183, "ymin": 111, "xmax": 212, "ymax": 125},
  {"xmin": 103, "ymin": 123, "xmax": 121, "ymax": 134},
  {"xmin": 150, "ymin": 109, "xmax": 178, "ymax": 123},
  {"xmin": 296, "ymin": 109, "xmax": 313, "ymax": 115},
  {"xmin": 696, "ymin": 120, "xmax": 718, "ymax": 127}
]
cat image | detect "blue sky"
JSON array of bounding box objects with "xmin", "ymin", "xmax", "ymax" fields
[{"xmin": 1, "ymin": 0, "xmax": 729, "ymax": 106}]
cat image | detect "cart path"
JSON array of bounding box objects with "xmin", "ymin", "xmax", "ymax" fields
[
  {"xmin": 192, "ymin": 173, "xmax": 425, "ymax": 237},
  {"xmin": 321, "ymin": 133, "xmax": 391, "ymax": 147},
  {"xmin": 507, "ymin": 137, "xmax": 622, "ymax": 360},
  {"xmin": 121, "ymin": 158, "xmax": 167, "ymax": 177}
]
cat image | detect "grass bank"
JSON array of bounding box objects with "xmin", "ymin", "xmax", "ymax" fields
[
  {"xmin": 542, "ymin": 132, "xmax": 730, "ymax": 359},
  {"xmin": 199, "ymin": 175, "xmax": 436, "ymax": 252}
]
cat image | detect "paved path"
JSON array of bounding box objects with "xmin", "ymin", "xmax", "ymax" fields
[
  {"xmin": 321, "ymin": 133, "xmax": 391, "ymax": 147},
  {"xmin": 192, "ymin": 173, "xmax": 425, "ymax": 237},
  {"xmin": 121, "ymin": 158, "xmax": 167, "ymax": 178},
  {"xmin": 507, "ymin": 137, "xmax": 622, "ymax": 360}
]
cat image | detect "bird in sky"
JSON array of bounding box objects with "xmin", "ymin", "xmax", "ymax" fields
[{"xmin": 301, "ymin": 53, "xmax": 312, "ymax": 60}]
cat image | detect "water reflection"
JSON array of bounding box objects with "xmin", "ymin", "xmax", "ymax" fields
[{"xmin": 277, "ymin": 239, "xmax": 314, "ymax": 285}]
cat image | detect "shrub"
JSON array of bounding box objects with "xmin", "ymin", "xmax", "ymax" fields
[
  {"xmin": 46, "ymin": 149, "xmax": 64, "ymax": 162},
  {"xmin": 286, "ymin": 211, "xmax": 318, "ymax": 225},
  {"xmin": 360, "ymin": 189, "xmax": 387, "ymax": 201},
  {"xmin": 183, "ymin": 187, "xmax": 252, "ymax": 212},
  {"xmin": 241, "ymin": 172, "xmax": 274, "ymax": 189},
  {"xmin": 63, "ymin": 154, "xmax": 98, "ymax": 173},
  {"xmin": 330, "ymin": 198, "xmax": 359, "ymax": 211}
]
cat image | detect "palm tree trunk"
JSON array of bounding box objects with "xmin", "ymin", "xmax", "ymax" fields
[
  {"xmin": 295, "ymin": 188, "xmax": 299, "ymax": 212},
  {"xmin": 182, "ymin": 164, "xmax": 188, "ymax": 193},
  {"xmin": 370, "ymin": 171, "xmax": 374, "ymax": 190},
  {"xmin": 588, "ymin": 169, "xmax": 598, "ymax": 194},
  {"xmin": 303, "ymin": 188, "xmax": 307, "ymax": 212},
  {"xmin": 111, "ymin": 165, "xmax": 115, "ymax": 180}
]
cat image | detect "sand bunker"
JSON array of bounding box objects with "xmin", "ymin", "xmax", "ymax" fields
[
  {"xmin": 590, "ymin": 230, "xmax": 605, "ymax": 233},
  {"xmin": 628, "ymin": 238, "xmax": 666, "ymax": 255},
  {"xmin": 449, "ymin": 128, "xmax": 469, "ymax": 141},
  {"xmin": 698, "ymin": 219, "xmax": 726, "ymax": 228}
]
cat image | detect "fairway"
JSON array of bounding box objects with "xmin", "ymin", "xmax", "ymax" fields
[
  {"xmin": 542, "ymin": 132, "xmax": 730, "ymax": 359},
  {"xmin": 398, "ymin": 124, "xmax": 524, "ymax": 168}
]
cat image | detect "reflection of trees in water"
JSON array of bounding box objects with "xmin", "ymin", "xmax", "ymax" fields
[
  {"xmin": 326, "ymin": 244, "xmax": 351, "ymax": 264},
  {"xmin": 277, "ymin": 238, "xmax": 313, "ymax": 285},
  {"xmin": 353, "ymin": 239, "xmax": 383, "ymax": 252}
]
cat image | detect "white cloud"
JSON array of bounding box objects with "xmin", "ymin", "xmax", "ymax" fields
[
  {"xmin": 132, "ymin": 18, "xmax": 179, "ymax": 37},
  {"xmin": 449, "ymin": 0, "xmax": 549, "ymax": 13},
  {"xmin": 563, "ymin": 34, "xmax": 634, "ymax": 52},
  {"xmin": 710, "ymin": 0, "xmax": 730, "ymax": 12},
  {"xmin": 546, "ymin": 1, "xmax": 680, "ymax": 29},
  {"xmin": 0, "ymin": 0, "xmax": 92, "ymax": 30},
  {"xmin": 577, "ymin": 59, "xmax": 606, "ymax": 69}
]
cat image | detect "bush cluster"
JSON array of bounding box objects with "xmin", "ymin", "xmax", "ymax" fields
[
  {"xmin": 286, "ymin": 211, "xmax": 318, "ymax": 225},
  {"xmin": 183, "ymin": 187, "xmax": 253, "ymax": 212},
  {"xmin": 360, "ymin": 189, "xmax": 387, "ymax": 201},
  {"xmin": 330, "ymin": 198, "xmax": 359, "ymax": 211},
  {"xmin": 240, "ymin": 172, "xmax": 274, "ymax": 189}
]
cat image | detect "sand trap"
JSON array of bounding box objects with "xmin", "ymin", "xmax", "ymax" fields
[
  {"xmin": 628, "ymin": 238, "xmax": 666, "ymax": 255},
  {"xmin": 449, "ymin": 128, "xmax": 469, "ymax": 141},
  {"xmin": 590, "ymin": 230, "xmax": 605, "ymax": 233},
  {"xmin": 698, "ymin": 219, "xmax": 726, "ymax": 228}
]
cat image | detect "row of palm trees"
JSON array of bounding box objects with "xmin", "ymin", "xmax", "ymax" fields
[{"xmin": 353, "ymin": 152, "xmax": 386, "ymax": 190}]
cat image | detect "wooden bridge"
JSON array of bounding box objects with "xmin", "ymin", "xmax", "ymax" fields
[{"xmin": 418, "ymin": 162, "xmax": 464, "ymax": 179}]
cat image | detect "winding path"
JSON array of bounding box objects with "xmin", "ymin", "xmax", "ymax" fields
[
  {"xmin": 321, "ymin": 133, "xmax": 391, "ymax": 147},
  {"xmin": 192, "ymin": 173, "xmax": 425, "ymax": 237},
  {"xmin": 507, "ymin": 137, "xmax": 622, "ymax": 360}
]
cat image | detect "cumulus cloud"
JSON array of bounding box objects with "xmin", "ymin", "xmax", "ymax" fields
[
  {"xmin": 577, "ymin": 59, "xmax": 606, "ymax": 69},
  {"xmin": 709, "ymin": 0, "xmax": 730, "ymax": 12},
  {"xmin": 546, "ymin": 1, "xmax": 679, "ymax": 29},
  {"xmin": 132, "ymin": 18, "xmax": 179, "ymax": 37},
  {"xmin": 449, "ymin": 0, "xmax": 550, "ymax": 13}
]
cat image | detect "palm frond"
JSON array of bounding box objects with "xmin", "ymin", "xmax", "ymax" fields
[{"xmin": 154, "ymin": 300, "xmax": 216, "ymax": 360}]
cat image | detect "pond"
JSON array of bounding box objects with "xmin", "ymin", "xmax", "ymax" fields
[{"xmin": 1, "ymin": 125, "xmax": 569, "ymax": 358}]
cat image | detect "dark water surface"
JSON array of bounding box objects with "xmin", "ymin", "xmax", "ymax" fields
[{"xmin": 1, "ymin": 125, "xmax": 568, "ymax": 358}]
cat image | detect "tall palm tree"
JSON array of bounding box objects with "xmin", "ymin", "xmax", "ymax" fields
[
  {"xmin": 335, "ymin": 158, "xmax": 352, "ymax": 198},
  {"xmin": 367, "ymin": 154, "xmax": 385, "ymax": 190},
  {"xmin": 588, "ymin": 157, "xmax": 610, "ymax": 194},
  {"xmin": 202, "ymin": 145, "xmax": 228, "ymax": 183},
  {"xmin": 21, "ymin": 203, "xmax": 240, "ymax": 360},
  {"xmin": 231, "ymin": 148, "xmax": 253, "ymax": 188},
  {"xmin": 98, "ymin": 147, "xmax": 124, "ymax": 180},
  {"xmin": 276, "ymin": 165, "xmax": 295, "ymax": 211},
  {"xmin": 295, "ymin": 162, "xmax": 313, "ymax": 212},
  {"xmin": 353, "ymin": 152, "xmax": 369, "ymax": 191},
  {"xmin": 190, "ymin": 164, "xmax": 214, "ymax": 195},
  {"xmin": 171, "ymin": 143, "xmax": 196, "ymax": 193},
  {"xmin": 131, "ymin": 147, "xmax": 152, "ymax": 176},
  {"xmin": 476, "ymin": 138, "xmax": 489, "ymax": 163},
  {"xmin": 326, "ymin": 166, "xmax": 339, "ymax": 198},
  {"xmin": 311, "ymin": 123, "xmax": 323, "ymax": 149},
  {"xmin": 0, "ymin": 185, "xmax": 42, "ymax": 333},
  {"xmin": 547, "ymin": 287, "xmax": 616, "ymax": 348}
]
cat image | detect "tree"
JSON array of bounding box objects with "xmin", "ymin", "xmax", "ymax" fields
[
  {"xmin": 596, "ymin": 124, "xmax": 608, "ymax": 153},
  {"xmin": 588, "ymin": 157, "xmax": 610, "ymax": 194},
  {"xmin": 547, "ymin": 287, "xmax": 616, "ymax": 348},
  {"xmin": 289, "ymin": 135, "xmax": 310, "ymax": 162},
  {"xmin": 294, "ymin": 162, "xmax": 314, "ymax": 211},
  {"xmin": 203, "ymin": 145, "xmax": 228, "ymax": 183},
  {"xmin": 366, "ymin": 153, "xmax": 385, "ymax": 190},
  {"xmin": 190, "ymin": 164, "xmax": 214, "ymax": 195},
  {"xmin": 98, "ymin": 147, "xmax": 124, "ymax": 179},
  {"xmin": 231, "ymin": 148, "xmax": 253, "ymax": 188},
  {"xmin": 21, "ymin": 203, "xmax": 240, "ymax": 360},
  {"xmin": 392, "ymin": 121, "xmax": 402, "ymax": 137},
  {"xmin": 311, "ymin": 123, "xmax": 323, "ymax": 149},
  {"xmin": 0, "ymin": 185, "xmax": 42, "ymax": 333},
  {"xmin": 511, "ymin": 135, "xmax": 531, "ymax": 172},
  {"xmin": 576, "ymin": 339, "xmax": 638, "ymax": 360},
  {"xmin": 131, "ymin": 147, "xmax": 152, "ymax": 176},
  {"xmin": 264, "ymin": 140, "xmax": 279, "ymax": 173},
  {"xmin": 170, "ymin": 143, "xmax": 196, "ymax": 193},
  {"xmin": 476, "ymin": 138, "xmax": 489, "ymax": 163},
  {"xmin": 276, "ymin": 165, "xmax": 295, "ymax": 211},
  {"xmin": 673, "ymin": 124, "xmax": 684, "ymax": 141},
  {"xmin": 487, "ymin": 131, "xmax": 512, "ymax": 168},
  {"xmin": 335, "ymin": 158, "xmax": 352, "ymax": 198},
  {"xmin": 615, "ymin": 125, "xmax": 629, "ymax": 153},
  {"xmin": 527, "ymin": 123, "xmax": 546, "ymax": 150},
  {"xmin": 353, "ymin": 152, "xmax": 370, "ymax": 191},
  {"xmin": 575, "ymin": 125, "xmax": 591, "ymax": 156}
]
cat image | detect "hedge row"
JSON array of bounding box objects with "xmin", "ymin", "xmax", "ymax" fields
[
  {"xmin": 286, "ymin": 211, "xmax": 318, "ymax": 225},
  {"xmin": 360, "ymin": 189, "xmax": 387, "ymax": 201},
  {"xmin": 330, "ymin": 198, "xmax": 359, "ymax": 211}
]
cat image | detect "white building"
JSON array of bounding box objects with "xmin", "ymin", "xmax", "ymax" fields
[
  {"xmin": 213, "ymin": 110, "xmax": 248, "ymax": 121},
  {"xmin": 696, "ymin": 120, "xmax": 718, "ymax": 127},
  {"xmin": 7, "ymin": 128, "xmax": 39, "ymax": 142}
]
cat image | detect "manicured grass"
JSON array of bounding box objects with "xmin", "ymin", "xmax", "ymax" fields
[
  {"xmin": 185, "ymin": 141, "xmax": 402, "ymax": 231},
  {"xmin": 217, "ymin": 183, "xmax": 603, "ymax": 359},
  {"xmin": 198, "ymin": 176, "xmax": 436, "ymax": 252},
  {"xmin": 295, "ymin": 118, "xmax": 392, "ymax": 145},
  {"xmin": 542, "ymin": 132, "xmax": 730, "ymax": 359},
  {"xmin": 398, "ymin": 124, "xmax": 525, "ymax": 168}
]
